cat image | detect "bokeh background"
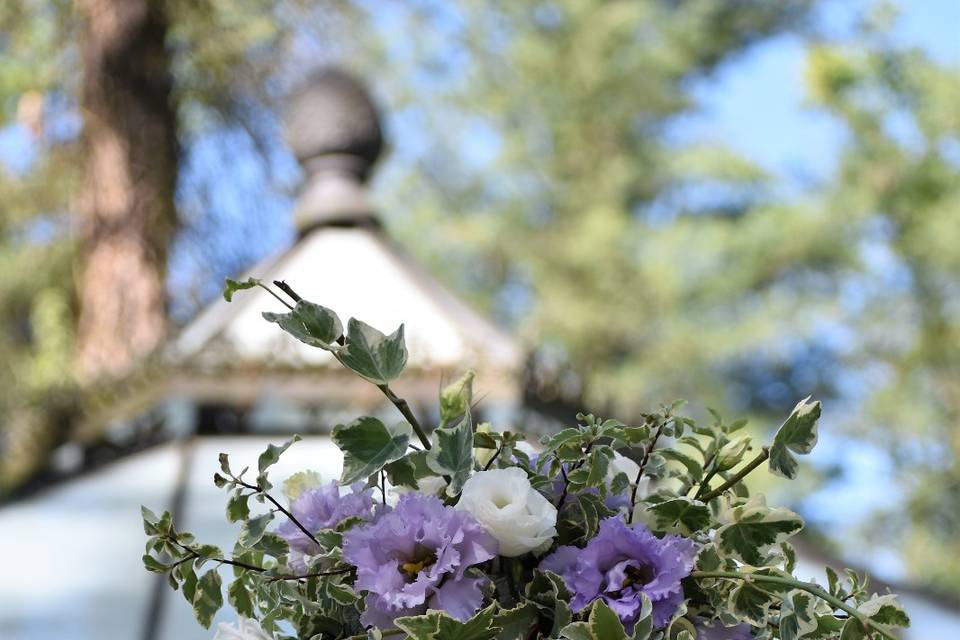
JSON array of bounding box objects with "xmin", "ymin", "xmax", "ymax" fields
[{"xmin": 0, "ymin": 0, "xmax": 958, "ymax": 637}]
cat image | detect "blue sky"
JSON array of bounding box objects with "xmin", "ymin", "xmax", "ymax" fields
[{"xmin": 681, "ymin": 0, "xmax": 959, "ymax": 184}]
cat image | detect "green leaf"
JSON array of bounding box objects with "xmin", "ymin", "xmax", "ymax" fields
[
  {"xmin": 647, "ymin": 497, "xmax": 711, "ymax": 534},
  {"xmin": 226, "ymin": 492, "xmax": 250, "ymax": 522},
  {"xmin": 542, "ymin": 428, "xmax": 585, "ymax": 452},
  {"xmin": 779, "ymin": 589, "xmax": 818, "ymax": 640},
  {"xmin": 228, "ymin": 578, "xmax": 255, "ymax": 617},
  {"xmin": 142, "ymin": 554, "xmax": 168, "ymax": 573},
  {"xmin": 192, "ymin": 569, "xmax": 223, "ymax": 628},
  {"xmin": 526, "ymin": 570, "xmax": 573, "ymax": 637},
  {"xmin": 251, "ymin": 532, "xmax": 289, "ymax": 558},
  {"xmin": 660, "ymin": 449, "xmax": 704, "ymax": 481},
  {"xmin": 559, "ymin": 492, "xmax": 616, "ymax": 543},
  {"xmin": 258, "ymin": 435, "xmax": 301, "ymax": 476},
  {"xmin": 325, "ymin": 581, "xmax": 357, "ymax": 605},
  {"xmin": 395, "ymin": 604, "xmax": 500, "ymax": 640},
  {"xmin": 336, "ymin": 318, "xmax": 407, "ymax": 384},
  {"xmin": 584, "ymin": 447, "xmax": 611, "ymax": 488},
  {"xmin": 427, "ymin": 409, "xmax": 474, "ymax": 495},
  {"xmin": 630, "ymin": 592, "xmax": 654, "ymax": 640},
  {"xmin": 716, "ymin": 498, "xmax": 804, "ymax": 565},
  {"xmin": 223, "ymin": 277, "xmax": 259, "ymax": 302},
  {"xmin": 263, "ymin": 300, "xmax": 343, "ymax": 350},
  {"xmin": 729, "ymin": 580, "xmax": 776, "ymax": 626},
  {"xmin": 768, "ymin": 397, "xmax": 821, "ymax": 479},
  {"xmin": 558, "ymin": 623, "xmax": 593, "ymax": 640},
  {"xmin": 239, "ymin": 513, "xmax": 273, "ymax": 547},
  {"xmin": 493, "ymin": 603, "xmax": 538, "ymax": 640},
  {"xmin": 858, "ymin": 594, "xmax": 910, "ymax": 628},
  {"xmin": 332, "ymin": 417, "xmax": 410, "ymax": 485},
  {"xmin": 440, "ymin": 370, "xmax": 475, "ymax": 425},
  {"xmin": 180, "ymin": 563, "xmax": 198, "ymax": 604},
  {"xmin": 587, "ymin": 600, "xmax": 628, "ymax": 639},
  {"xmin": 839, "ymin": 617, "xmax": 868, "ymax": 640},
  {"xmin": 385, "ymin": 455, "xmax": 420, "ymax": 489},
  {"xmin": 610, "ymin": 471, "xmax": 631, "ymax": 497}
]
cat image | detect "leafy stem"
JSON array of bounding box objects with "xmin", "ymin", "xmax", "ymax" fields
[
  {"xmin": 235, "ymin": 479, "xmax": 320, "ymax": 547},
  {"xmin": 690, "ymin": 571, "xmax": 896, "ymax": 640},
  {"xmin": 377, "ymin": 383, "xmax": 432, "ymax": 450},
  {"xmin": 699, "ymin": 446, "xmax": 769, "ymax": 502},
  {"xmin": 631, "ymin": 420, "xmax": 664, "ymax": 509},
  {"xmin": 482, "ymin": 443, "xmax": 503, "ymax": 471},
  {"xmin": 265, "ymin": 279, "xmax": 433, "ymax": 450},
  {"xmin": 169, "ymin": 538, "xmax": 353, "ymax": 581}
]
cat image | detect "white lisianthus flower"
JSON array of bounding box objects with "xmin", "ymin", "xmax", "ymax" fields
[
  {"xmin": 213, "ymin": 618, "xmax": 274, "ymax": 640},
  {"xmin": 456, "ymin": 467, "xmax": 557, "ymax": 557}
]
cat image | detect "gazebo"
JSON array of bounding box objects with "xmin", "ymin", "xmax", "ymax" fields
[{"xmin": 0, "ymin": 68, "xmax": 527, "ymax": 640}]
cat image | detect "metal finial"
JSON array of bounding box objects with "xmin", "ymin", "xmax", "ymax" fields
[{"xmin": 284, "ymin": 68, "xmax": 384, "ymax": 232}]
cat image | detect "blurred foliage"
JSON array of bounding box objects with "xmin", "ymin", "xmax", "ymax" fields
[
  {"xmin": 804, "ymin": 26, "xmax": 960, "ymax": 594},
  {"xmin": 369, "ymin": 2, "xmax": 960, "ymax": 597},
  {"xmin": 0, "ymin": 0, "xmax": 363, "ymax": 491}
]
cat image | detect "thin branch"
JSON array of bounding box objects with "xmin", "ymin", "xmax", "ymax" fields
[
  {"xmin": 256, "ymin": 282, "xmax": 294, "ymax": 311},
  {"xmin": 237, "ymin": 480, "xmax": 320, "ymax": 547},
  {"xmin": 378, "ymin": 384, "xmax": 432, "ymax": 450},
  {"xmin": 482, "ymin": 444, "xmax": 504, "ymax": 471},
  {"xmin": 266, "ymin": 566, "xmax": 355, "ymax": 582},
  {"xmin": 690, "ymin": 571, "xmax": 897, "ymax": 640},
  {"xmin": 699, "ymin": 447, "xmax": 769, "ymax": 502},
  {"xmin": 273, "ymin": 280, "xmax": 302, "ymax": 303},
  {"xmin": 631, "ymin": 421, "xmax": 664, "ymax": 509}
]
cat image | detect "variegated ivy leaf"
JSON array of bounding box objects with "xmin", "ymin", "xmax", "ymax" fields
[
  {"xmin": 427, "ymin": 409, "xmax": 474, "ymax": 496},
  {"xmin": 559, "ymin": 599, "xmax": 634, "ymax": 640},
  {"xmin": 647, "ymin": 496, "xmax": 711, "ymax": 534},
  {"xmin": 192, "ymin": 569, "xmax": 223, "ymax": 628},
  {"xmin": 492, "ymin": 603, "xmax": 538, "ymax": 640},
  {"xmin": 336, "ymin": 318, "xmax": 407, "ymax": 384},
  {"xmin": 333, "ymin": 417, "xmax": 410, "ymax": 485},
  {"xmin": 228, "ymin": 578, "xmax": 255, "ymax": 618},
  {"xmin": 395, "ymin": 603, "xmax": 500, "ymax": 640},
  {"xmin": 238, "ymin": 513, "xmax": 273, "ymax": 547},
  {"xmin": 525, "ymin": 571, "xmax": 573, "ymax": 637},
  {"xmin": 768, "ymin": 397, "xmax": 821, "ymax": 479},
  {"xmin": 779, "ymin": 589, "xmax": 818, "ymax": 640},
  {"xmin": 716, "ymin": 497, "xmax": 804, "ymax": 565},
  {"xmin": 659, "ymin": 448, "xmax": 703, "ymax": 482},
  {"xmin": 729, "ymin": 580, "xmax": 777, "ymax": 626},
  {"xmin": 262, "ymin": 300, "xmax": 343, "ymax": 350},
  {"xmin": 256, "ymin": 435, "xmax": 301, "ymax": 490},
  {"xmin": 857, "ymin": 594, "xmax": 910, "ymax": 628}
]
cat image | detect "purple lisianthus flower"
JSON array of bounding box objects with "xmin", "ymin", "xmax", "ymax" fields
[
  {"xmin": 540, "ymin": 517, "xmax": 697, "ymax": 630},
  {"xmin": 694, "ymin": 619, "xmax": 754, "ymax": 639},
  {"xmin": 343, "ymin": 493, "xmax": 498, "ymax": 629},
  {"xmin": 278, "ymin": 481, "xmax": 374, "ymax": 571}
]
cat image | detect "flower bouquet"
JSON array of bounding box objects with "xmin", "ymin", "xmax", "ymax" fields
[{"xmin": 142, "ymin": 279, "xmax": 910, "ymax": 639}]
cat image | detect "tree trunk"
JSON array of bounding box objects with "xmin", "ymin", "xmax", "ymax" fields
[{"xmin": 75, "ymin": 0, "xmax": 177, "ymax": 381}]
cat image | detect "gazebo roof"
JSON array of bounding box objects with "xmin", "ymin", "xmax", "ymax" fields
[{"xmin": 167, "ymin": 68, "xmax": 523, "ymax": 406}]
